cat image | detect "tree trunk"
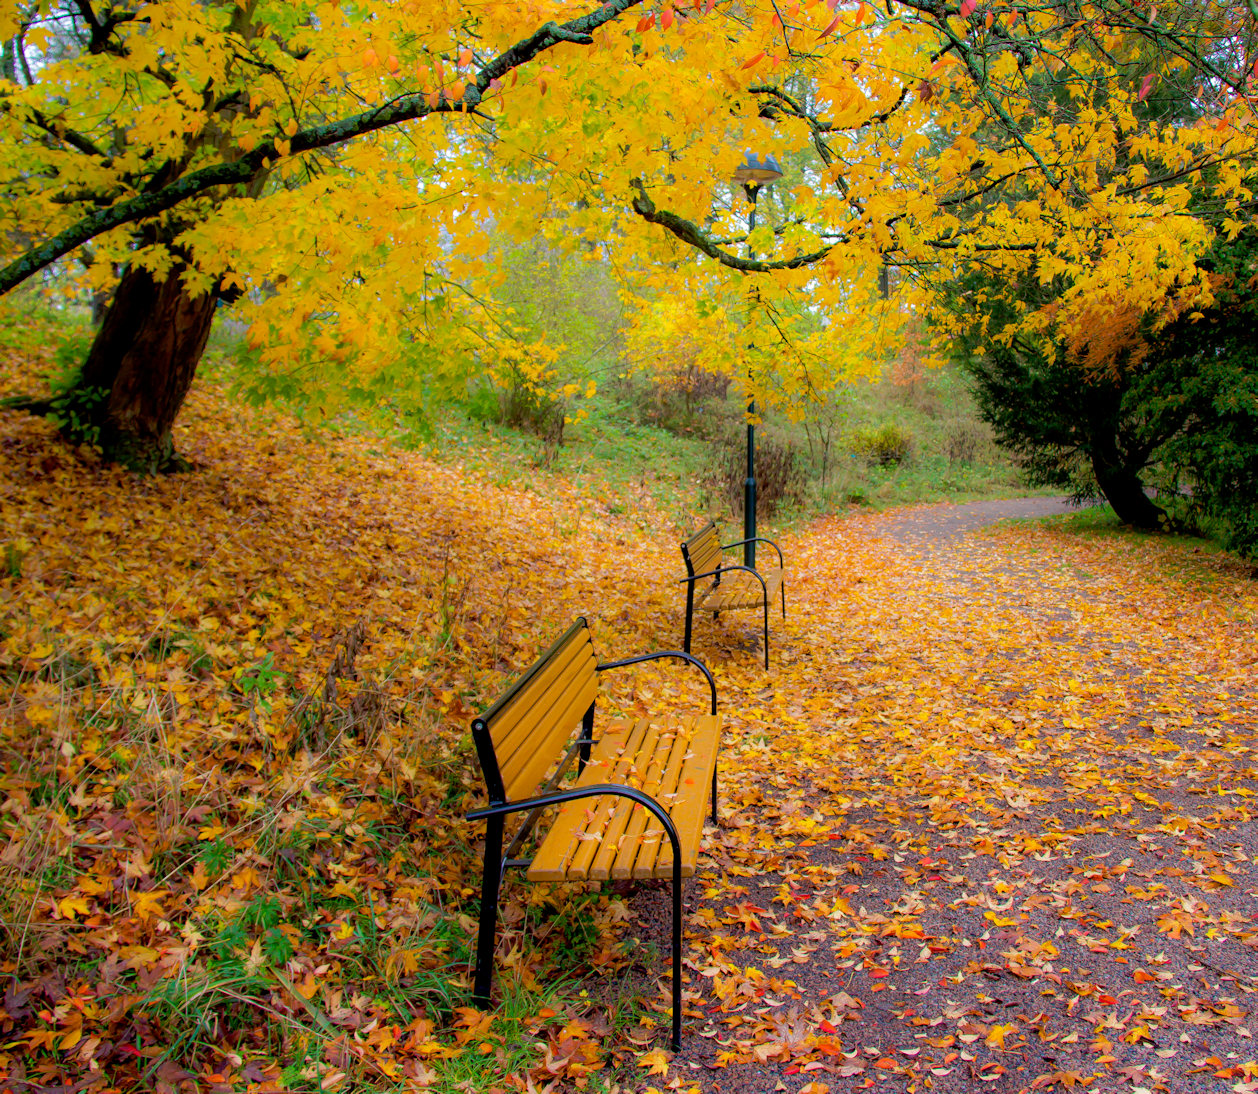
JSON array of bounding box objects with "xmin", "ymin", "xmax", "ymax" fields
[
  {"xmin": 1092, "ymin": 457, "xmax": 1164, "ymax": 529},
  {"xmin": 75, "ymin": 262, "xmax": 217, "ymax": 471}
]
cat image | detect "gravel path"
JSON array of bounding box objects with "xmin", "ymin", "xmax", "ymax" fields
[
  {"xmin": 869, "ymin": 496, "xmax": 1084, "ymax": 550},
  {"xmin": 621, "ymin": 496, "xmax": 1258, "ymax": 1094}
]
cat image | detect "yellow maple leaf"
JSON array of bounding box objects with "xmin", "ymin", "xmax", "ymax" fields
[
  {"xmin": 986, "ymin": 1022, "xmax": 1017, "ymax": 1048},
  {"xmin": 57, "ymin": 895, "xmax": 92, "ymax": 920},
  {"xmin": 638, "ymin": 1047, "xmax": 671, "ymax": 1076},
  {"xmin": 131, "ymin": 889, "xmax": 169, "ymax": 922}
]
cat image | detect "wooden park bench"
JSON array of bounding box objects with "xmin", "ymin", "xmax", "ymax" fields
[
  {"xmin": 680, "ymin": 520, "xmax": 786, "ymax": 669},
  {"xmin": 466, "ymin": 617, "xmax": 721, "ymax": 1050}
]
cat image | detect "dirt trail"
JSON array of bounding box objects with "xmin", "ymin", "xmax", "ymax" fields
[{"xmin": 647, "ymin": 497, "xmax": 1258, "ymax": 1094}]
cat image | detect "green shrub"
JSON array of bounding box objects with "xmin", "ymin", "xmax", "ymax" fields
[
  {"xmin": 465, "ymin": 373, "xmax": 567, "ymax": 450},
  {"xmin": 852, "ymin": 422, "xmax": 914, "ymax": 467}
]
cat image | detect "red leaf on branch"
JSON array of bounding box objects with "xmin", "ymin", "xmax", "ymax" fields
[
  {"xmin": 1137, "ymin": 72, "xmax": 1156, "ymax": 101},
  {"xmin": 960, "ymin": 0, "xmax": 977, "ymax": 16},
  {"xmin": 741, "ymin": 51, "xmax": 766, "ymax": 69},
  {"xmin": 818, "ymin": 13, "xmax": 841, "ymax": 37}
]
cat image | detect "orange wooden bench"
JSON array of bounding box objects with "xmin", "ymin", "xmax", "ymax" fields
[
  {"xmin": 680, "ymin": 520, "xmax": 786, "ymax": 669},
  {"xmin": 467, "ymin": 617, "xmax": 720, "ymax": 1050}
]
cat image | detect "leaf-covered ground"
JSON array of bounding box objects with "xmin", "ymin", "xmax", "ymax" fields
[{"xmin": 1, "ymin": 339, "xmax": 1256, "ymax": 1094}]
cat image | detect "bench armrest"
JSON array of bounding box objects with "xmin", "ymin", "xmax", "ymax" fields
[
  {"xmin": 679, "ymin": 563, "xmax": 769, "ymax": 607},
  {"xmin": 679, "ymin": 562, "xmax": 767, "ymax": 587},
  {"xmin": 719, "ymin": 535, "xmax": 785, "ymax": 568},
  {"xmin": 467, "ymin": 783, "xmax": 682, "ymax": 860},
  {"xmin": 597, "ymin": 650, "xmax": 718, "ymax": 716}
]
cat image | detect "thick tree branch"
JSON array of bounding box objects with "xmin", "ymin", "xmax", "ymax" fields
[
  {"xmin": 630, "ymin": 181, "xmax": 836, "ymax": 271},
  {"xmin": 0, "ymin": 0, "xmax": 645, "ymax": 296},
  {"xmin": 74, "ymin": 0, "xmax": 139, "ymax": 56}
]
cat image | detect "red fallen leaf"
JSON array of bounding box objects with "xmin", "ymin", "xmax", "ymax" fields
[
  {"xmin": 819, "ymin": 1019, "xmax": 839, "ymax": 1034},
  {"xmin": 868, "ymin": 968, "xmax": 889, "ymax": 978}
]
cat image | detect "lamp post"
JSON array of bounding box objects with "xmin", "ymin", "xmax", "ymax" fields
[{"xmin": 731, "ymin": 151, "xmax": 783, "ymax": 569}]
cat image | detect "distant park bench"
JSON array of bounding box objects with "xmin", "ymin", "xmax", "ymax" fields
[
  {"xmin": 467, "ymin": 617, "xmax": 721, "ymax": 1050},
  {"xmin": 680, "ymin": 520, "xmax": 786, "ymax": 669}
]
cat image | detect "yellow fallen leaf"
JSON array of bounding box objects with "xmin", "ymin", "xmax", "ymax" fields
[{"xmin": 638, "ymin": 1048, "xmax": 671, "ymax": 1076}]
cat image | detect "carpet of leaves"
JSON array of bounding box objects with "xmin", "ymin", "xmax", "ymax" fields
[{"xmin": 1, "ymin": 340, "xmax": 1256, "ymax": 1094}]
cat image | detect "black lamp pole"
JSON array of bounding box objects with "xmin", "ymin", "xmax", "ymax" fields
[
  {"xmin": 743, "ymin": 181, "xmax": 761, "ymax": 570},
  {"xmin": 731, "ymin": 151, "xmax": 782, "ymax": 571}
]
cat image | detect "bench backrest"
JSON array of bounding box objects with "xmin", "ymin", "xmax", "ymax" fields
[
  {"xmin": 681, "ymin": 521, "xmax": 723, "ymax": 580},
  {"xmin": 471, "ymin": 618, "xmax": 599, "ymax": 805}
]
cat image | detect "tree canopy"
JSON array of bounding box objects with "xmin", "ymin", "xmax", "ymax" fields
[{"xmin": 1, "ymin": 0, "xmax": 1255, "ymax": 458}]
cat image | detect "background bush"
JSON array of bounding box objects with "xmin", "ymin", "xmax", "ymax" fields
[
  {"xmin": 851, "ymin": 422, "xmax": 914, "ymax": 467},
  {"xmin": 706, "ymin": 431, "xmax": 807, "ymax": 519}
]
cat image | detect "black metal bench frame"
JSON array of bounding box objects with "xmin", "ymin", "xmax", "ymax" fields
[
  {"xmin": 467, "ymin": 618, "xmax": 719, "ymax": 1050},
  {"xmin": 680, "ymin": 521, "xmax": 786, "ymax": 669}
]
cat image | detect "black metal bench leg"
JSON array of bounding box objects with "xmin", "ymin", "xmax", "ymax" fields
[
  {"xmin": 762, "ymin": 596, "xmax": 770, "ymax": 670},
  {"xmin": 683, "ymin": 585, "xmax": 695, "ymax": 654},
  {"xmin": 781, "ymin": 582, "xmax": 786, "ymax": 620},
  {"xmin": 671, "ymin": 856, "xmax": 682, "ymax": 1051},
  {"xmin": 473, "ymin": 817, "xmax": 505, "ymax": 1005},
  {"xmin": 578, "ymin": 703, "xmax": 594, "ymax": 775}
]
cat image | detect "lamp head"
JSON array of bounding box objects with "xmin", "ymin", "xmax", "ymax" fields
[{"xmin": 732, "ymin": 151, "xmax": 784, "ymax": 185}]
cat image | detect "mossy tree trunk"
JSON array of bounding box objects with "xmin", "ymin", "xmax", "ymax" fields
[{"xmin": 73, "ymin": 262, "xmax": 217, "ymax": 471}]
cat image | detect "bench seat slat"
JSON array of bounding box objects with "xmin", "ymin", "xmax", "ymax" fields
[
  {"xmin": 620, "ymin": 715, "xmax": 717, "ymax": 879},
  {"xmin": 570, "ymin": 719, "xmax": 656, "ymax": 880},
  {"xmin": 696, "ymin": 566, "xmax": 783, "ymax": 613},
  {"xmin": 639, "ymin": 717, "xmax": 719, "ymax": 879},
  {"xmin": 608, "ymin": 721, "xmax": 683, "ymax": 880},
  {"xmin": 526, "ymin": 714, "xmax": 718, "ymax": 883}
]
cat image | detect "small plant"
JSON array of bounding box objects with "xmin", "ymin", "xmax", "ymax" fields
[
  {"xmin": 466, "ymin": 368, "xmax": 570, "ymax": 457},
  {"xmin": 4, "ymin": 539, "xmax": 27, "ymax": 578},
  {"xmin": 631, "ymin": 361, "xmax": 732, "ymax": 436},
  {"xmin": 40, "ymin": 333, "xmax": 110, "ymax": 449},
  {"xmin": 852, "ymin": 422, "xmax": 914, "ymax": 467},
  {"xmin": 236, "ymin": 652, "xmax": 284, "ymax": 711}
]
